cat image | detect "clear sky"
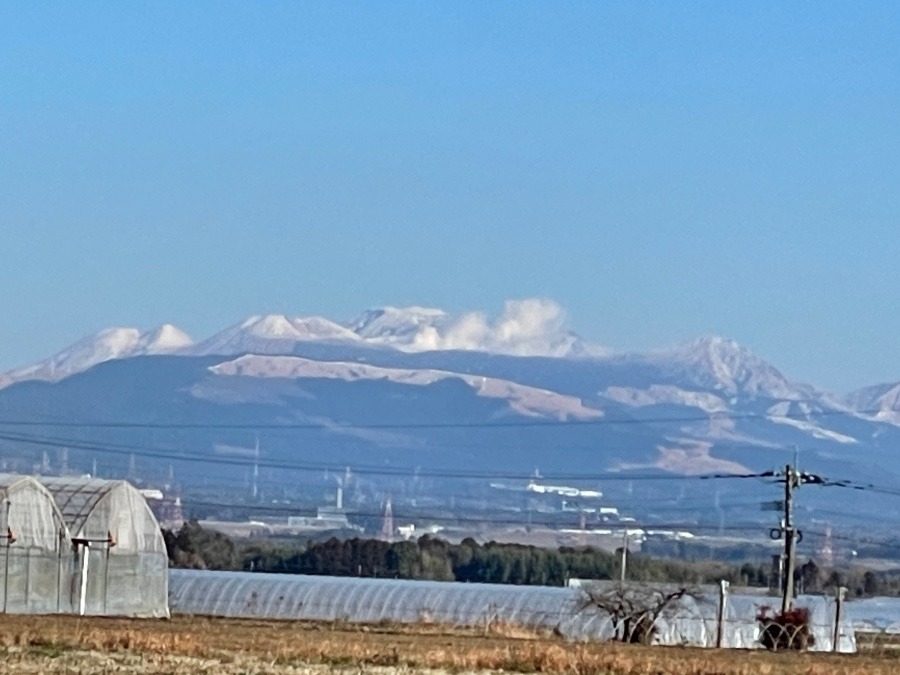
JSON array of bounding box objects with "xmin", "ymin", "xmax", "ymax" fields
[{"xmin": 1, "ymin": 3, "xmax": 898, "ymax": 393}]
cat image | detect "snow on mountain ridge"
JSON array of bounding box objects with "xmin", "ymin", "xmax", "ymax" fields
[
  {"xmin": 208, "ymin": 354, "xmax": 604, "ymax": 421},
  {"xmin": 186, "ymin": 314, "xmax": 361, "ymax": 356},
  {"xmin": 0, "ymin": 324, "xmax": 193, "ymax": 389},
  {"xmin": 350, "ymin": 299, "xmax": 606, "ymax": 357},
  {"xmin": 646, "ymin": 335, "xmax": 817, "ymax": 400},
  {"xmin": 138, "ymin": 324, "xmax": 194, "ymax": 354},
  {"xmin": 348, "ymin": 306, "xmax": 450, "ymax": 343},
  {"xmin": 602, "ymin": 385, "xmax": 729, "ymax": 414},
  {"xmin": 1, "ymin": 300, "xmax": 609, "ymax": 390},
  {"xmin": 0, "ymin": 306, "xmax": 877, "ymax": 416}
]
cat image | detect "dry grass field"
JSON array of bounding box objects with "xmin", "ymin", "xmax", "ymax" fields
[{"xmin": 0, "ymin": 614, "xmax": 897, "ymax": 675}]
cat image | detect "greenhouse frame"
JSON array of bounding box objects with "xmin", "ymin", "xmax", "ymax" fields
[
  {"xmin": 0, "ymin": 473, "xmax": 168, "ymax": 618},
  {"xmin": 0, "ymin": 474, "xmax": 69, "ymax": 614},
  {"xmin": 39, "ymin": 477, "xmax": 169, "ymax": 618},
  {"xmin": 169, "ymin": 570, "xmax": 856, "ymax": 651}
]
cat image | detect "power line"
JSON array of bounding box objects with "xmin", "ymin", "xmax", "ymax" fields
[
  {"xmin": 816, "ymin": 478, "xmax": 900, "ymax": 498},
  {"xmin": 0, "ymin": 405, "xmax": 888, "ymax": 431},
  {"xmin": 0, "ymin": 421, "xmax": 806, "ymax": 462},
  {"xmin": 0, "ymin": 429, "xmax": 776, "ymax": 482},
  {"xmin": 11, "ymin": 427, "xmax": 900, "ymax": 494},
  {"xmin": 174, "ymin": 498, "xmax": 785, "ymax": 533}
]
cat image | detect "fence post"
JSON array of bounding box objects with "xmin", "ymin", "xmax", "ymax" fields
[
  {"xmin": 832, "ymin": 586, "xmax": 846, "ymax": 653},
  {"xmin": 716, "ymin": 579, "xmax": 729, "ymax": 648}
]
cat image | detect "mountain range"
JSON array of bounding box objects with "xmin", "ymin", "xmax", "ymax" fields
[{"xmin": 0, "ymin": 303, "xmax": 899, "ymax": 523}]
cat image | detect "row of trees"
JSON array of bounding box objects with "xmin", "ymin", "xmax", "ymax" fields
[
  {"xmin": 162, "ymin": 521, "xmax": 900, "ymax": 596},
  {"xmin": 164, "ymin": 521, "xmax": 754, "ymax": 587}
]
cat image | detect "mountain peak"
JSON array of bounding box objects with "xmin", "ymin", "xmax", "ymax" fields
[
  {"xmin": 347, "ymin": 300, "xmax": 605, "ymax": 357},
  {"xmin": 138, "ymin": 324, "xmax": 193, "ymax": 354},
  {"xmin": 187, "ymin": 314, "xmax": 360, "ymax": 357},
  {"xmin": 679, "ymin": 334, "xmax": 743, "ymax": 353},
  {"xmin": 0, "ymin": 323, "xmax": 192, "ymax": 389},
  {"xmin": 239, "ymin": 314, "xmax": 302, "ymax": 338},
  {"xmin": 348, "ymin": 306, "xmax": 449, "ymax": 341},
  {"xmin": 651, "ymin": 335, "xmax": 805, "ymax": 399}
]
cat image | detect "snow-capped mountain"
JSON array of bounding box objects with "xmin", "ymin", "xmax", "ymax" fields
[
  {"xmin": 2, "ymin": 303, "xmax": 900, "ymax": 493},
  {"xmin": 185, "ymin": 314, "xmax": 362, "ymax": 357},
  {"xmin": 0, "ymin": 324, "xmax": 192, "ymax": 389},
  {"xmin": 2, "ymin": 300, "xmax": 899, "ymax": 535},
  {"xmin": 0, "ymin": 301, "xmax": 609, "ymax": 391},
  {"xmin": 138, "ymin": 324, "xmax": 195, "ymax": 354},
  {"xmin": 591, "ymin": 336, "xmax": 839, "ymax": 416},
  {"xmin": 347, "ymin": 300, "xmax": 604, "ymax": 357},
  {"xmin": 578, "ymin": 336, "xmax": 866, "ymax": 454},
  {"xmin": 348, "ymin": 306, "xmax": 450, "ymax": 344},
  {"xmin": 646, "ymin": 336, "xmax": 819, "ymax": 400}
]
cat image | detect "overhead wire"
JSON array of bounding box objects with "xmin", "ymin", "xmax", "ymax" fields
[
  {"xmin": 0, "ymin": 429, "xmax": 777, "ymax": 482},
  {"xmin": 174, "ymin": 497, "xmax": 782, "ymax": 533},
  {"xmin": 0, "ymin": 404, "xmax": 890, "ymax": 431}
]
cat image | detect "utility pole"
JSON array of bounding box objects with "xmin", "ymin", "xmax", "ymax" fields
[
  {"xmin": 619, "ymin": 529, "xmax": 628, "ymax": 583},
  {"xmin": 782, "ymin": 463, "xmax": 798, "ymax": 612},
  {"xmin": 767, "ymin": 461, "xmax": 823, "ymax": 613}
]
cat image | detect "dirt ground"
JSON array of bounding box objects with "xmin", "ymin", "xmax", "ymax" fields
[{"xmin": 0, "ymin": 614, "xmax": 897, "ymax": 675}]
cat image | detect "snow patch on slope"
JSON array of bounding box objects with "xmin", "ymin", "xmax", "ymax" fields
[
  {"xmin": 765, "ymin": 402, "xmax": 858, "ymax": 444},
  {"xmin": 602, "ymin": 385, "xmax": 729, "ymax": 414},
  {"xmin": 209, "ymin": 354, "xmax": 604, "ymax": 421}
]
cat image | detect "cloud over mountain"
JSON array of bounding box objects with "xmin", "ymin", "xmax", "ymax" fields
[{"xmin": 393, "ymin": 298, "xmax": 602, "ymax": 357}]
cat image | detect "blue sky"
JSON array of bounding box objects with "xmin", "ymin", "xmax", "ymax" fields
[{"xmin": 1, "ymin": 3, "xmax": 898, "ymax": 393}]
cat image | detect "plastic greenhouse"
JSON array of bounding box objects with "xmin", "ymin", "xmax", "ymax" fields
[
  {"xmin": 168, "ymin": 570, "xmax": 855, "ymax": 651},
  {"xmin": 40, "ymin": 477, "xmax": 169, "ymax": 618},
  {"xmin": 0, "ymin": 474, "xmax": 68, "ymax": 613}
]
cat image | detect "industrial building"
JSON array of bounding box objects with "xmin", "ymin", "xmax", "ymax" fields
[{"xmin": 0, "ymin": 475, "xmax": 169, "ymax": 618}]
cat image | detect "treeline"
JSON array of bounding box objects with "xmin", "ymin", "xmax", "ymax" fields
[
  {"xmin": 164, "ymin": 521, "xmax": 752, "ymax": 587},
  {"xmin": 242, "ymin": 535, "xmax": 749, "ymax": 586},
  {"xmin": 162, "ymin": 521, "xmax": 900, "ymax": 596}
]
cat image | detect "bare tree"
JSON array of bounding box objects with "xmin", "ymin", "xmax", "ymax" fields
[{"xmin": 577, "ymin": 583, "xmax": 699, "ymax": 644}]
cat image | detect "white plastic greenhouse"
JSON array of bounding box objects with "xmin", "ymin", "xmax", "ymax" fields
[
  {"xmin": 41, "ymin": 477, "xmax": 169, "ymax": 618},
  {"xmin": 168, "ymin": 570, "xmax": 856, "ymax": 651},
  {"xmin": 0, "ymin": 474, "xmax": 68, "ymax": 614}
]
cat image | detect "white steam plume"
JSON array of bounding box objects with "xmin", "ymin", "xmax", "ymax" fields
[{"xmin": 409, "ymin": 298, "xmax": 597, "ymax": 357}]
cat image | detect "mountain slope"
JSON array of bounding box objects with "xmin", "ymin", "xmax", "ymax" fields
[
  {"xmin": 846, "ymin": 382, "xmax": 900, "ymax": 423},
  {"xmin": 186, "ymin": 315, "xmax": 362, "ymax": 356},
  {"xmin": 208, "ymin": 354, "xmax": 604, "ymax": 421},
  {"xmin": 0, "ymin": 324, "xmax": 192, "ymax": 389}
]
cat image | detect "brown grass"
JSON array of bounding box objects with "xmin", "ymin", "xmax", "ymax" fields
[{"xmin": 0, "ymin": 614, "xmax": 896, "ymax": 674}]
